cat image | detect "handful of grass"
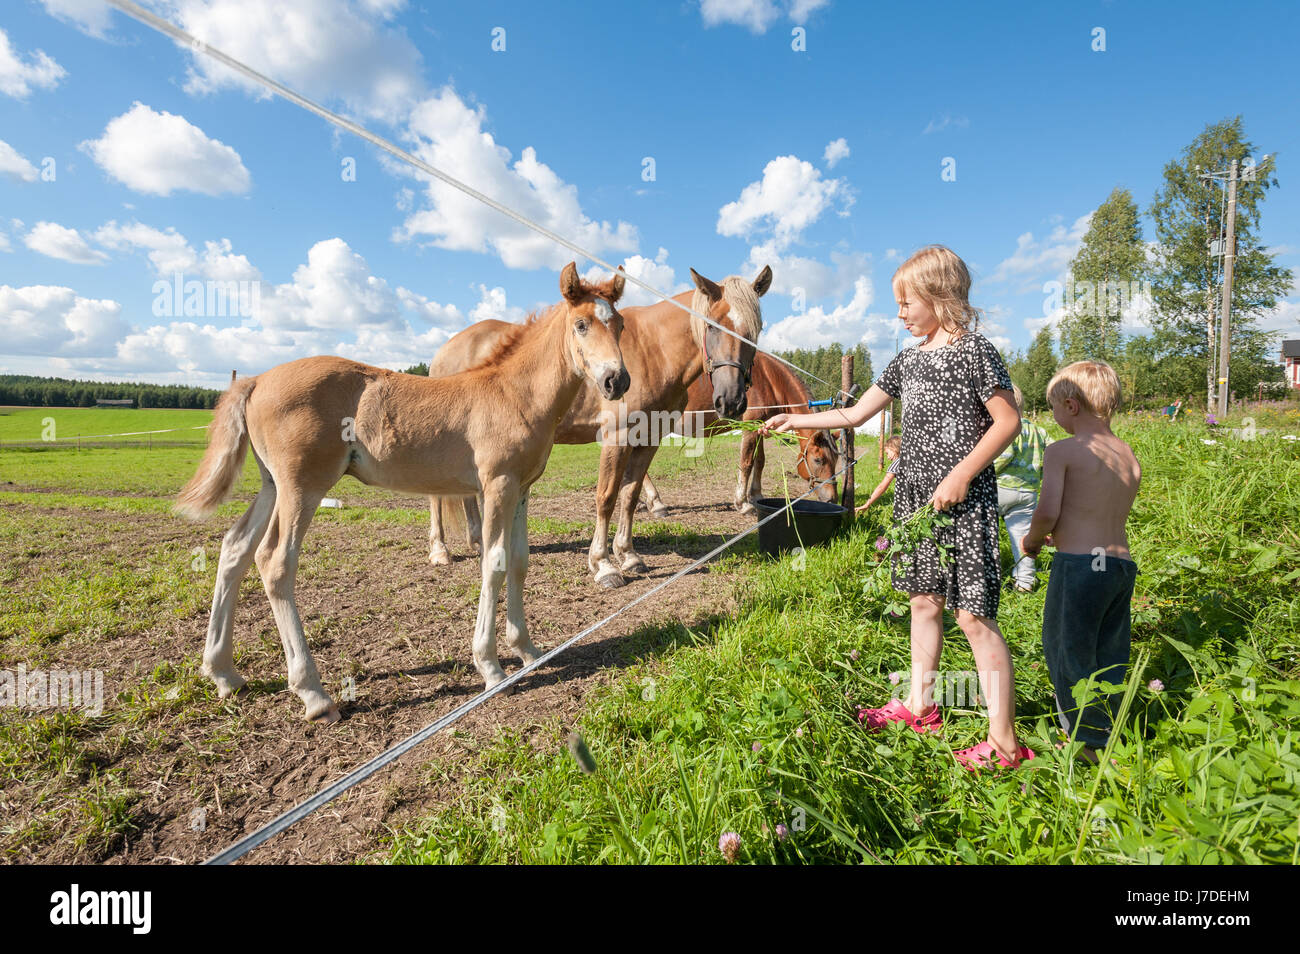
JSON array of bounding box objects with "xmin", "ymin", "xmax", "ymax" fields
[
  {"xmin": 884, "ymin": 502, "xmax": 955, "ymax": 569},
  {"xmin": 720, "ymin": 417, "xmax": 804, "ymax": 447},
  {"xmin": 862, "ymin": 503, "xmax": 955, "ymax": 618}
]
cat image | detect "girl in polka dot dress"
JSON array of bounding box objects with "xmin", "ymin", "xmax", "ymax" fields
[{"xmin": 763, "ymin": 246, "xmax": 1032, "ymax": 769}]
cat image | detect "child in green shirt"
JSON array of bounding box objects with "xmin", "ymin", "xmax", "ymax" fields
[{"xmin": 995, "ymin": 385, "xmax": 1048, "ymax": 591}]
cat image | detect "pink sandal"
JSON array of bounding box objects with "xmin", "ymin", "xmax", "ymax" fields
[
  {"xmin": 857, "ymin": 698, "xmax": 943, "ymax": 734},
  {"xmin": 953, "ymin": 740, "xmax": 1035, "ymax": 771}
]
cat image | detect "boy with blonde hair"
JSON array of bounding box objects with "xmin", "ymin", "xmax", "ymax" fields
[
  {"xmin": 1021, "ymin": 361, "xmax": 1141, "ymax": 760},
  {"xmin": 995, "ymin": 384, "xmax": 1048, "ymax": 591}
]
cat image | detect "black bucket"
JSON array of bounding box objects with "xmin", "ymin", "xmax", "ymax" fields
[{"xmin": 754, "ymin": 497, "xmax": 848, "ymax": 556}]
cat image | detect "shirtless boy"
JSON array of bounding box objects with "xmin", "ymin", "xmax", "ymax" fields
[{"xmin": 1021, "ymin": 361, "xmax": 1141, "ymax": 760}]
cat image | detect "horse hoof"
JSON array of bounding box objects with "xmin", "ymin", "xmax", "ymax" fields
[
  {"xmin": 620, "ymin": 555, "xmax": 647, "ymax": 575},
  {"xmin": 737, "ymin": 502, "xmax": 756, "ymax": 516},
  {"xmin": 206, "ymin": 669, "xmax": 247, "ymax": 699},
  {"xmin": 596, "ymin": 570, "xmax": 626, "ymax": 589},
  {"xmin": 307, "ymin": 703, "xmax": 341, "ymax": 724},
  {"xmin": 429, "ymin": 548, "xmax": 452, "ymax": 567},
  {"xmin": 650, "ymin": 506, "xmax": 670, "ymax": 520}
]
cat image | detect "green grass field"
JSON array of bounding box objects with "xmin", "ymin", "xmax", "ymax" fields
[
  {"xmin": 3, "ymin": 404, "xmax": 1297, "ymax": 864},
  {"xmin": 0, "ymin": 406, "xmax": 213, "ymax": 444},
  {"xmin": 382, "ymin": 413, "xmax": 1300, "ymax": 864}
]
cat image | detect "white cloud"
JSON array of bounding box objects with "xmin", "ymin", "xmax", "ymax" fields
[
  {"xmin": 174, "ymin": 0, "xmax": 424, "ymax": 122},
  {"xmin": 3, "ymin": 238, "xmax": 470, "ymax": 380},
  {"xmin": 0, "ymin": 139, "xmax": 38, "ymax": 182},
  {"xmin": 699, "ymin": 0, "xmax": 828, "ymax": 33},
  {"xmin": 581, "ymin": 247, "xmax": 690, "ymax": 308},
  {"xmin": 80, "ymin": 102, "xmax": 252, "ymax": 197},
  {"xmin": 396, "ymin": 286, "xmax": 465, "ymax": 330},
  {"xmin": 823, "ymin": 138, "xmax": 849, "ymax": 168},
  {"xmin": 921, "ymin": 114, "xmax": 970, "ymax": 135},
  {"xmin": 743, "ymin": 243, "xmax": 869, "ymax": 301},
  {"xmin": 0, "ymin": 28, "xmax": 66, "ymax": 98},
  {"xmin": 759, "ymin": 277, "xmax": 887, "ymax": 354},
  {"xmin": 977, "ymin": 304, "xmax": 1012, "ymax": 353},
  {"xmin": 93, "ymin": 220, "xmax": 259, "ymax": 281},
  {"xmin": 987, "ymin": 212, "xmax": 1092, "ymax": 291},
  {"xmin": 717, "ymin": 155, "xmax": 851, "ymax": 252},
  {"xmin": 0, "ymin": 231, "xmax": 9, "ymax": 253},
  {"xmin": 467, "ymin": 284, "xmax": 527, "ymax": 324},
  {"xmin": 0, "ymin": 285, "xmax": 128, "ymax": 355},
  {"xmin": 1258, "ymin": 288, "xmax": 1300, "ymax": 339},
  {"xmin": 258, "ymin": 237, "xmax": 404, "ymax": 331},
  {"xmin": 788, "ymin": 0, "xmax": 830, "ymax": 22},
  {"xmin": 111, "ymin": 321, "xmax": 313, "ymax": 376},
  {"xmin": 38, "ymin": 1, "xmax": 115, "ymax": 39},
  {"xmin": 24, "ymin": 222, "xmax": 109, "ymax": 265},
  {"xmin": 394, "ymin": 87, "xmax": 638, "ymax": 270}
]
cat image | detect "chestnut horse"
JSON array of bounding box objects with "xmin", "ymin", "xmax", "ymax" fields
[
  {"xmin": 176, "ymin": 264, "xmax": 629, "ymax": 721},
  {"xmin": 427, "ymin": 267, "xmax": 770, "ymax": 587},
  {"xmin": 639, "ymin": 351, "xmax": 840, "ymax": 517}
]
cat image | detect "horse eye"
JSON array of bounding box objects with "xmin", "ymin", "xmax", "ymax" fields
[{"xmin": 576, "ymin": 320, "xmax": 589, "ymax": 335}]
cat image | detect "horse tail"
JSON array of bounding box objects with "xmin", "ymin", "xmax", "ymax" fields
[
  {"xmin": 437, "ymin": 495, "xmax": 469, "ymax": 546},
  {"xmin": 176, "ymin": 376, "xmax": 257, "ymax": 521}
]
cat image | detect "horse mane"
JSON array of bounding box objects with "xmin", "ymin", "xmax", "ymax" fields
[
  {"xmin": 471, "ymin": 273, "xmax": 623, "ymax": 372},
  {"xmin": 473, "ymin": 306, "xmax": 553, "ymax": 371},
  {"xmin": 689, "ymin": 275, "xmax": 762, "ymax": 350}
]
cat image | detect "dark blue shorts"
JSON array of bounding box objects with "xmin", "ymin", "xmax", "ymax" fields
[{"xmin": 1042, "ymin": 551, "xmax": 1138, "ymax": 748}]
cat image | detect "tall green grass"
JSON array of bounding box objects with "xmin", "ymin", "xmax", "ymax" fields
[{"xmin": 384, "ymin": 419, "xmax": 1299, "ymax": 864}]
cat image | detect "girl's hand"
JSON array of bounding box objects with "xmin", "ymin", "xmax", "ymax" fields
[
  {"xmin": 931, "ymin": 471, "xmax": 970, "ymax": 511},
  {"xmin": 759, "ymin": 414, "xmax": 793, "ymax": 437}
]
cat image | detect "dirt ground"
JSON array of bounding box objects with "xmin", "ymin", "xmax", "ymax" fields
[{"xmin": 2, "ymin": 466, "xmax": 777, "ymax": 865}]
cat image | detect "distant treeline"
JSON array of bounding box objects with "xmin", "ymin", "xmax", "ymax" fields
[{"xmin": 0, "ymin": 375, "xmax": 221, "ymax": 409}]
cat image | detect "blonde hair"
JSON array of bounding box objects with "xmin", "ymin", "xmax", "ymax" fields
[
  {"xmin": 1046, "ymin": 361, "xmax": 1123, "ymax": 419},
  {"xmin": 884, "ymin": 435, "xmax": 901, "ymax": 458},
  {"xmin": 689, "ymin": 276, "xmax": 762, "ymax": 352},
  {"xmin": 892, "ymin": 245, "xmax": 981, "ymax": 335},
  {"xmin": 1011, "ymin": 383, "xmax": 1025, "ymax": 414}
]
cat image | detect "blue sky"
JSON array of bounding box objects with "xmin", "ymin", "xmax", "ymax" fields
[{"xmin": 2, "ymin": 0, "xmax": 1297, "ymax": 388}]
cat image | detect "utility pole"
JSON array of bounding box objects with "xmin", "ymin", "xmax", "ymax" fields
[{"xmin": 1216, "ymin": 159, "xmax": 1239, "ymax": 419}]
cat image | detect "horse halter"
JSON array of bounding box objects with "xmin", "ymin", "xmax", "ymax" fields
[
  {"xmin": 796, "ymin": 434, "xmax": 839, "ymax": 488},
  {"xmin": 705, "ymin": 355, "xmax": 751, "ymax": 388}
]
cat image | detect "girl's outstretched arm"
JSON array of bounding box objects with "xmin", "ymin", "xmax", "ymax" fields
[
  {"xmin": 856, "ymin": 472, "xmax": 894, "ymax": 512},
  {"xmin": 761, "ymin": 383, "xmax": 893, "ymax": 436},
  {"xmin": 932, "ymin": 387, "xmax": 1020, "ymax": 510}
]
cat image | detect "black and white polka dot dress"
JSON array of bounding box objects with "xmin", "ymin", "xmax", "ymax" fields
[{"xmin": 875, "ymin": 331, "xmax": 1013, "ymax": 619}]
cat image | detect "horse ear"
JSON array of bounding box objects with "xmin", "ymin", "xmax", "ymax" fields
[
  {"xmin": 608, "ymin": 267, "xmax": 626, "ymax": 303},
  {"xmin": 752, "ymin": 265, "xmax": 773, "ymax": 297},
  {"xmin": 560, "ymin": 262, "xmax": 584, "ymax": 303},
  {"xmin": 690, "ymin": 267, "xmax": 722, "ymax": 301}
]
